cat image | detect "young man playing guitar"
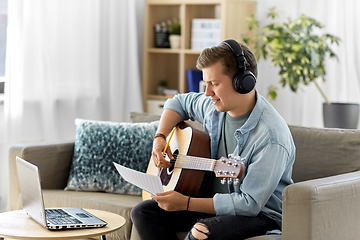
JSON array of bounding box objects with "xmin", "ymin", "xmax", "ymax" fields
[{"xmin": 131, "ymin": 40, "xmax": 295, "ymax": 240}]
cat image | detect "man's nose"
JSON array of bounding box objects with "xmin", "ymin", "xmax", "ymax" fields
[{"xmin": 204, "ymin": 85, "xmax": 213, "ymax": 97}]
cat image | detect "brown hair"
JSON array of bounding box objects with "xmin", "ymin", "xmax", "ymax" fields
[{"xmin": 196, "ymin": 41, "xmax": 258, "ymax": 79}]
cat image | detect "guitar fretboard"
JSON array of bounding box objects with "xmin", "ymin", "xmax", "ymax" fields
[{"xmin": 174, "ymin": 155, "xmax": 216, "ymax": 171}]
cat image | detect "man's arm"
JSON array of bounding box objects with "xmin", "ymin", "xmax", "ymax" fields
[
  {"xmin": 152, "ymin": 108, "xmax": 183, "ymax": 169},
  {"xmin": 151, "ymin": 191, "xmax": 216, "ymax": 214},
  {"xmin": 156, "ymin": 108, "xmax": 184, "ymax": 136}
]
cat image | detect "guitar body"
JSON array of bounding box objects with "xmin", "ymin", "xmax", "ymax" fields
[{"xmin": 142, "ymin": 122, "xmax": 210, "ymax": 200}]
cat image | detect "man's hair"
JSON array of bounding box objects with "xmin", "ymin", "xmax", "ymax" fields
[{"xmin": 196, "ymin": 41, "xmax": 258, "ymax": 79}]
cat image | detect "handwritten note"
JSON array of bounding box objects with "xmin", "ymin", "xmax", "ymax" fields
[{"xmin": 113, "ymin": 162, "xmax": 164, "ymax": 195}]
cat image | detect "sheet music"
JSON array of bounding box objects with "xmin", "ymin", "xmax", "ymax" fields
[{"xmin": 113, "ymin": 162, "xmax": 164, "ymax": 195}]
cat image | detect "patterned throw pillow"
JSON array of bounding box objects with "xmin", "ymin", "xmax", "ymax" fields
[{"xmin": 65, "ymin": 119, "xmax": 158, "ymax": 195}]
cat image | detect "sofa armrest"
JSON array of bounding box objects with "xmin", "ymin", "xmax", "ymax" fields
[
  {"xmin": 282, "ymin": 171, "xmax": 360, "ymax": 240},
  {"xmin": 8, "ymin": 141, "xmax": 75, "ymax": 211}
]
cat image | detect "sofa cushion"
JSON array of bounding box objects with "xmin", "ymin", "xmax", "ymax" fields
[
  {"xmin": 289, "ymin": 125, "xmax": 360, "ymax": 182},
  {"xmin": 65, "ymin": 119, "xmax": 158, "ymax": 195}
]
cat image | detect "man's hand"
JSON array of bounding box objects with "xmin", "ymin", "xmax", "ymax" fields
[
  {"xmin": 152, "ymin": 191, "xmax": 216, "ymax": 214},
  {"xmin": 151, "ymin": 191, "xmax": 188, "ymax": 211},
  {"xmin": 152, "ymin": 137, "xmax": 172, "ymax": 169},
  {"xmin": 151, "ymin": 108, "xmax": 183, "ymax": 169}
]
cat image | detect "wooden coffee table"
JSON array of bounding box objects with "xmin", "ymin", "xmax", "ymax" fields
[{"xmin": 0, "ymin": 208, "xmax": 125, "ymax": 240}]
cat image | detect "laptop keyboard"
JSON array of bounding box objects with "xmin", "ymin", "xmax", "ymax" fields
[{"xmin": 45, "ymin": 209, "xmax": 83, "ymax": 225}]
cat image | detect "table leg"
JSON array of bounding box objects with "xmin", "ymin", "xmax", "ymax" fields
[{"xmin": 101, "ymin": 235, "xmax": 106, "ymax": 240}]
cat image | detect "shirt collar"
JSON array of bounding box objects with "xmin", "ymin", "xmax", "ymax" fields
[{"xmin": 238, "ymin": 90, "xmax": 264, "ymax": 134}]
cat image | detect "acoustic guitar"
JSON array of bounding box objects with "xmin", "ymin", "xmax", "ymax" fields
[{"xmin": 142, "ymin": 122, "xmax": 245, "ymax": 200}]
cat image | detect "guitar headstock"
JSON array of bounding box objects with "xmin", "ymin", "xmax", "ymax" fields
[{"xmin": 213, "ymin": 157, "xmax": 245, "ymax": 179}]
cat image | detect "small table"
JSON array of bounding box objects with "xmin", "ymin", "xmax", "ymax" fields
[{"xmin": 0, "ymin": 208, "xmax": 125, "ymax": 240}]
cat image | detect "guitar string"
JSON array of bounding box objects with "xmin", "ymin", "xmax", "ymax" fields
[
  {"xmin": 173, "ymin": 155, "xmax": 240, "ymax": 176},
  {"xmin": 174, "ymin": 155, "xmax": 215, "ymax": 171}
]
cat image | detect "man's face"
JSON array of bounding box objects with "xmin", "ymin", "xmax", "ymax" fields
[{"xmin": 203, "ymin": 61, "xmax": 245, "ymax": 117}]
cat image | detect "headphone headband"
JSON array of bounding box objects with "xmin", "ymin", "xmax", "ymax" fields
[{"xmin": 222, "ymin": 39, "xmax": 248, "ymax": 71}]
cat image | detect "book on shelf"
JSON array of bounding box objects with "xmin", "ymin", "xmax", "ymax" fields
[
  {"xmin": 186, "ymin": 69, "xmax": 202, "ymax": 92},
  {"xmin": 191, "ymin": 19, "xmax": 221, "ymax": 50}
]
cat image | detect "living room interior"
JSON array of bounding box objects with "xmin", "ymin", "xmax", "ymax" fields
[{"xmin": 0, "ymin": 0, "xmax": 360, "ymax": 239}]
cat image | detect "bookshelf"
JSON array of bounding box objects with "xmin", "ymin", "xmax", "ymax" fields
[{"xmin": 142, "ymin": 0, "xmax": 257, "ymax": 113}]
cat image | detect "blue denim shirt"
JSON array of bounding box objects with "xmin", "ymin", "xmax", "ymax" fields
[{"xmin": 163, "ymin": 91, "xmax": 295, "ymax": 226}]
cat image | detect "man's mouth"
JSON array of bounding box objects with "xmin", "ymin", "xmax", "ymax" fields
[{"xmin": 212, "ymin": 99, "xmax": 219, "ymax": 104}]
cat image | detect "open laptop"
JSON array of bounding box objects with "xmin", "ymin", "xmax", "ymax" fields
[{"xmin": 16, "ymin": 156, "xmax": 107, "ymax": 230}]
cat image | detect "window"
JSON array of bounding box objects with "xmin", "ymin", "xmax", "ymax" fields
[{"xmin": 0, "ymin": 0, "xmax": 7, "ymax": 94}]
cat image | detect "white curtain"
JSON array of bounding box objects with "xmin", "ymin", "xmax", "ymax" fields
[
  {"xmin": 256, "ymin": 0, "xmax": 360, "ymax": 128},
  {"xmin": 0, "ymin": 0, "xmax": 145, "ymax": 212}
]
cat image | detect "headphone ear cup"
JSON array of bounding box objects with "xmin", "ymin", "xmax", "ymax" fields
[
  {"xmin": 233, "ymin": 73, "xmax": 243, "ymax": 93},
  {"xmin": 233, "ymin": 71, "xmax": 256, "ymax": 94}
]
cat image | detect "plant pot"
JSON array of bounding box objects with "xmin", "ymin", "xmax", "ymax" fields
[
  {"xmin": 157, "ymin": 86, "xmax": 166, "ymax": 95},
  {"xmin": 169, "ymin": 35, "xmax": 181, "ymax": 49},
  {"xmin": 323, "ymin": 102, "xmax": 360, "ymax": 129}
]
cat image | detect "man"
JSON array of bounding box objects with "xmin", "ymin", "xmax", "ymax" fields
[{"xmin": 131, "ymin": 39, "xmax": 295, "ymax": 240}]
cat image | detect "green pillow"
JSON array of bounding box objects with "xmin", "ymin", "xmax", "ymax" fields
[{"xmin": 65, "ymin": 119, "xmax": 158, "ymax": 195}]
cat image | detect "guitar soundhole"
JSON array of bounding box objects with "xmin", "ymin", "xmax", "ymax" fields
[{"xmin": 160, "ymin": 149, "xmax": 179, "ymax": 186}]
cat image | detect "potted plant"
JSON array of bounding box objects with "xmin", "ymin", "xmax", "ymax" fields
[
  {"xmin": 157, "ymin": 79, "xmax": 167, "ymax": 95},
  {"xmin": 242, "ymin": 8, "xmax": 359, "ymax": 129},
  {"xmin": 169, "ymin": 21, "xmax": 181, "ymax": 49}
]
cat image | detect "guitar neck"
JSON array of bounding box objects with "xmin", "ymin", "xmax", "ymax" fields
[{"xmin": 174, "ymin": 155, "xmax": 216, "ymax": 172}]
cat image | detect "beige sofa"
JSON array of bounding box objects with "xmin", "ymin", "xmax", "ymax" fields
[{"xmin": 8, "ymin": 124, "xmax": 360, "ymax": 240}]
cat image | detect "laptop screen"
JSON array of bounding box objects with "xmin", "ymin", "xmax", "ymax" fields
[{"xmin": 16, "ymin": 156, "xmax": 48, "ymax": 227}]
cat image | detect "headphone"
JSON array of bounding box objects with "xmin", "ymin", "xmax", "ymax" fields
[{"xmin": 221, "ymin": 39, "xmax": 256, "ymax": 94}]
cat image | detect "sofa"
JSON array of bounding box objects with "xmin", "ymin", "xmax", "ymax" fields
[{"xmin": 7, "ymin": 116, "xmax": 360, "ymax": 240}]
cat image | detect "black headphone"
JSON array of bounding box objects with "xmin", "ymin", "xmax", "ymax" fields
[{"xmin": 221, "ymin": 39, "xmax": 256, "ymax": 94}]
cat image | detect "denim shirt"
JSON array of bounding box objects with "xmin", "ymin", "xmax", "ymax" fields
[{"xmin": 163, "ymin": 91, "xmax": 295, "ymax": 226}]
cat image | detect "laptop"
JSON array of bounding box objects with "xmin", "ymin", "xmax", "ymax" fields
[{"xmin": 16, "ymin": 156, "xmax": 107, "ymax": 230}]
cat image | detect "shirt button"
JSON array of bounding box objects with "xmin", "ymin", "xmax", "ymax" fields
[
  {"xmin": 215, "ymin": 112, "xmax": 218, "ymax": 116},
  {"xmin": 214, "ymin": 137, "xmax": 217, "ymax": 140}
]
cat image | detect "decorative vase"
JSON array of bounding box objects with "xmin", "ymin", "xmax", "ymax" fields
[
  {"xmin": 323, "ymin": 102, "xmax": 360, "ymax": 129},
  {"xmin": 157, "ymin": 86, "xmax": 166, "ymax": 95},
  {"xmin": 169, "ymin": 35, "xmax": 181, "ymax": 49}
]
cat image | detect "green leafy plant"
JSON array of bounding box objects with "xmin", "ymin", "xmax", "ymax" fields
[
  {"xmin": 158, "ymin": 79, "xmax": 167, "ymax": 87},
  {"xmin": 241, "ymin": 7, "xmax": 340, "ymax": 103},
  {"xmin": 169, "ymin": 22, "xmax": 181, "ymax": 35}
]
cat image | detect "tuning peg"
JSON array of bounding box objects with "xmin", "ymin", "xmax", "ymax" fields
[
  {"xmin": 227, "ymin": 178, "xmax": 232, "ymax": 185},
  {"xmin": 220, "ymin": 178, "xmax": 227, "ymax": 185},
  {"xmin": 234, "ymin": 179, "xmax": 239, "ymax": 186}
]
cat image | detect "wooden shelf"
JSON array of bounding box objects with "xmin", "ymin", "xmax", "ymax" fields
[
  {"xmin": 148, "ymin": 94, "xmax": 169, "ymax": 100},
  {"xmin": 148, "ymin": 48, "xmax": 182, "ymax": 54},
  {"xmin": 147, "ymin": 48, "xmax": 203, "ymax": 55},
  {"xmin": 142, "ymin": 0, "xmax": 257, "ymax": 113}
]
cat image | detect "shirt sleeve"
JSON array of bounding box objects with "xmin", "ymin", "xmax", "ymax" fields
[
  {"xmin": 163, "ymin": 92, "xmax": 212, "ymax": 123},
  {"xmin": 213, "ymin": 142, "xmax": 290, "ymax": 216}
]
